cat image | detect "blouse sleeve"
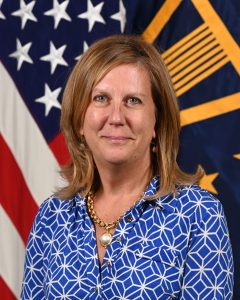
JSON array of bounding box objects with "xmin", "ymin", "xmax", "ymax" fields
[
  {"xmin": 20, "ymin": 200, "xmax": 48, "ymax": 300},
  {"xmin": 179, "ymin": 200, "xmax": 234, "ymax": 299}
]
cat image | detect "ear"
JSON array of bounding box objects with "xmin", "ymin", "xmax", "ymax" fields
[
  {"xmin": 152, "ymin": 130, "xmax": 156, "ymax": 139},
  {"xmin": 80, "ymin": 128, "xmax": 84, "ymax": 135}
]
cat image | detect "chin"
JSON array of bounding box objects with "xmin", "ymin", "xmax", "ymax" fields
[
  {"xmin": 93, "ymin": 148, "xmax": 141, "ymax": 167},
  {"xmin": 104, "ymin": 157, "xmax": 129, "ymax": 166},
  {"xmin": 98, "ymin": 153, "xmax": 132, "ymax": 166}
]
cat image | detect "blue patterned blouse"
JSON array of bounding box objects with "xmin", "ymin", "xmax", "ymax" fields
[{"xmin": 21, "ymin": 177, "xmax": 233, "ymax": 299}]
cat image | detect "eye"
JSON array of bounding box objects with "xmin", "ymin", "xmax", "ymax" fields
[
  {"xmin": 127, "ymin": 97, "xmax": 142, "ymax": 105},
  {"xmin": 93, "ymin": 95, "xmax": 107, "ymax": 103}
]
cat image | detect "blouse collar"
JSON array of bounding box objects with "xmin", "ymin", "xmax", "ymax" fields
[{"xmin": 74, "ymin": 176, "xmax": 179, "ymax": 214}]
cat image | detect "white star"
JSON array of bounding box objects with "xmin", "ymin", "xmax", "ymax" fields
[
  {"xmin": 47, "ymin": 278, "xmax": 54, "ymax": 287},
  {"xmin": 9, "ymin": 39, "xmax": 33, "ymax": 71},
  {"xmin": 90, "ymin": 253, "xmax": 98, "ymax": 260},
  {"xmin": 0, "ymin": 0, "xmax": 5, "ymax": 19},
  {"xmin": 29, "ymin": 264, "xmax": 35, "ymax": 273},
  {"xmin": 35, "ymin": 84, "xmax": 61, "ymax": 117},
  {"xmin": 11, "ymin": 0, "xmax": 37, "ymax": 29},
  {"xmin": 216, "ymin": 212, "xmax": 223, "ymax": 219},
  {"xmin": 217, "ymin": 248, "xmax": 223, "ymax": 255},
  {"xmin": 44, "ymin": 0, "xmax": 71, "ymax": 29},
  {"xmin": 55, "ymin": 250, "xmax": 62, "ymax": 258},
  {"xmin": 179, "ymin": 267, "xmax": 184, "ymax": 275},
  {"xmin": 77, "ymin": 276, "xmax": 83, "ymax": 284},
  {"xmin": 196, "ymin": 199, "xmax": 202, "ymax": 206},
  {"xmin": 31, "ymin": 231, "xmax": 37, "ymax": 239},
  {"xmin": 110, "ymin": 0, "xmax": 126, "ymax": 33},
  {"xmin": 199, "ymin": 266, "xmax": 205, "ymax": 273},
  {"xmin": 160, "ymin": 224, "xmax": 165, "ymax": 232},
  {"xmin": 48, "ymin": 238, "xmax": 54, "ymax": 245},
  {"xmin": 168, "ymin": 245, "xmax": 176, "ymax": 251},
  {"xmin": 78, "ymin": 0, "xmax": 105, "ymax": 32},
  {"xmin": 119, "ymin": 228, "xmax": 127, "ymax": 235},
  {"xmin": 75, "ymin": 41, "xmax": 89, "ymax": 60},
  {"xmin": 141, "ymin": 236, "xmax": 148, "ymax": 243},
  {"xmin": 203, "ymin": 230, "xmax": 209, "ymax": 238},
  {"xmin": 111, "ymin": 276, "xmax": 117, "ymax": 283},
  {"xmin": 129, "ymin": 265, "xmax": 137, "ymax": 271},
  {"xmin": 79, "ymin": 199, "xmax": 85, "ymax": 206},
  {"xmin": 40, "ymin": 41, "xmax": 68, "ymax": 74}
]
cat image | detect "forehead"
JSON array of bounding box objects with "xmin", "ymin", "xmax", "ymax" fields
[{"xmin": 93, "ymin": 63, "xmax": 151, "ymax": 91}]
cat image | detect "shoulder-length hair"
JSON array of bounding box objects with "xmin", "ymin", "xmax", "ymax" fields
[{"xmin": 58, "ymin": 35, "xmax": 203, "ymax": 199}]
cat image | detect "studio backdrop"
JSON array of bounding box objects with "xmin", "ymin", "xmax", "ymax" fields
[{"xmin": 0, "ymin": 0, "xmax": 239, "ymax": 299}]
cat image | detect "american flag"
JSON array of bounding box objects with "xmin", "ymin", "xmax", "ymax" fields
[{"xmin": 0, "ymin": 1, "xmax": 239, "ymax": 299}]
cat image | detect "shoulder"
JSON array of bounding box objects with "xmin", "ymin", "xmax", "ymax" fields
[
  {"xmin": 149, "ymin": 177, "xmax": 223, "ymax": 219},
  {"xmin": 36, "ymin": 193, "xmax": 86, "ymax": 223},
  {"xmin": 173, "ymin": 184, "xmax": 223, "ymax": 218}
]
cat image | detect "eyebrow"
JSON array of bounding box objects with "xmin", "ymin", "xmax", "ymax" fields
[{"xmin": 92, "ymin": 88, "xmax": 147, "ymax": 98}]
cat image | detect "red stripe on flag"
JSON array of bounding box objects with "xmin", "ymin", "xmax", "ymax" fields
[
  {"xmin": 0, "ymin": 134, "xmax": 38, "ymax": 245},
  {"xmin": 0, "ymin": 277, "xmax": 17, "ymax": 300},
  {"xmin": 49, "ymin": 132, "xmax": 70, "ymax": 166}
]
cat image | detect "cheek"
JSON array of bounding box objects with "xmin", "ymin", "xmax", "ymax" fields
[
  {"xmin": 83, "ymin": 108, "xmax": 104, "ymax": 134},
  {"xmin": 133, "ymin": 118, "xmax": 155, "ymax": 148},
  {"xmin": 142, "ymin": 111, "xmax": 156, "ymax": 138}
]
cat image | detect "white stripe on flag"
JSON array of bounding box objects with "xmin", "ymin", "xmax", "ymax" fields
[
  {"xmin": 0, "ymin": 205, "xmax": 25, "ymax": 299},
  {"xmin": 0, "ymin": 63, "xmax": 60, "ymax": 205}
]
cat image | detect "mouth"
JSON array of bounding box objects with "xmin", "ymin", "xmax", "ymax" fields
[{"xmin": 101, "ymin": 136, "xmax": 134, "ymax": 143}]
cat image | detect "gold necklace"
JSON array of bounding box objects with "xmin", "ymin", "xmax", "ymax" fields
[{"xmin": 87, "ymin": 190, "xmax": 144, "ymax": 249}]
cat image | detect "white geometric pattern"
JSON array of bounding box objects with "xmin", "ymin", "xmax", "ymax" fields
[{"xmin": 20, "ymin": 177, "xmax": 233, "ymax": 299}]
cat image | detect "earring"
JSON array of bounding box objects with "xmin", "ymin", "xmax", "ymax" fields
[
  {"xmin": 151, "ymin": 139, "xmax": 157, "ymax": 153},
  {"xmin": 80, "ymin": 135, "xmax": 87, "ymax": 150}
]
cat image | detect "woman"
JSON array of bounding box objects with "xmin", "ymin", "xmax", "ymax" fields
[{"xmin": 21, "ymin": 35, "xmax": 233, "ymax": 299}]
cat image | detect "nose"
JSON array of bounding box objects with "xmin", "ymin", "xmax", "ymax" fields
[{"xmin": 108, "ymin": 102, "xmax": 125, "ymax": 126}]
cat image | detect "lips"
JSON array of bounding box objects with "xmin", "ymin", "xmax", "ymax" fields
[
  {"xmin": 103, "ymin": 136, "xmax": 131, "ymax": 140},
  {"xmin": 101, "ymin": 135, "xmax": 134, "ymax": 143}
]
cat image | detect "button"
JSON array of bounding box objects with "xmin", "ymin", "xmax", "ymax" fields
[
  {"xmin": 126, "ymin": 216, "xmax": 133, "ymax": 223},
  {"xmin": 116, "ymin": 237, "xmax": 121, "ymax": 242},
  {"xmin": 105, "ymin": 260, "xmax": 110, "ymax": 266}
]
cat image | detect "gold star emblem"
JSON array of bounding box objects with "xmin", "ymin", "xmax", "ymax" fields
[{"xmin": 199, "ymin": 172, "xmax": 219, "ymax": 194}]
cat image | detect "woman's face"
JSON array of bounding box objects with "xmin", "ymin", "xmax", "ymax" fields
[{"xmin": 81, "ymin": 63, "xmax": 156, "ymax": 169}]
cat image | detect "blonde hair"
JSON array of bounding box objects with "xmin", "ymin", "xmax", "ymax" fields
[{"xmin": 58, "ymin": 35, "xmax": 203, "ymax": 199}]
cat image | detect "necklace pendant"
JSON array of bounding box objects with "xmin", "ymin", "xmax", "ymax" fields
[{"xmin": 100, "ymin": 232, "xmax": 113, "ymax": 248}]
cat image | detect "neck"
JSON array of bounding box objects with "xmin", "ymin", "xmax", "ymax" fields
[{"xmin": 95, "ymin": 161, "xmax": 152, "ymax": 200}]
